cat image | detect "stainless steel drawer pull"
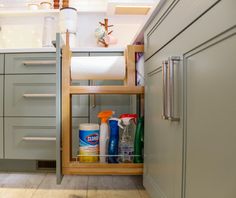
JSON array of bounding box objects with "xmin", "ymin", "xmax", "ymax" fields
[
  {"xmin": 23, "ymin": 60, "xmax": 56, "ymax": 66},
  {"xmin": 22, "ymin": 137, "xmax": 56, "ymax": 141},
  {"xmin": 168, "ymin": 56, "xmax": 180, "ymax": 122},
  {"xmin": 23, "ymin": 94, "xmax": 56, "ymax": 98},
  {"xmin": 161, "ymin": 61, "xmax": 168, "ymax": 120}
]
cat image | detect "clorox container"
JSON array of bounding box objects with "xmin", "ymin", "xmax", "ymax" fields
[{"xmin": 79, "ymin": 123, "xmax": 99, "ymax": 163}]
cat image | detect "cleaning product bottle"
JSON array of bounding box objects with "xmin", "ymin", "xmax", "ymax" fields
[
  {"xmin": 108, "ymin": 118, "xmax": 123, "ymax": 163},
  {"xmin": 119, "ymin": 114, "xmax": 137, "ymax": 163},
  {"xmin": 133, "ymin": 117, "xmax": 144, "ymax": 163},
  {"xmin": 97, "ymin": 110, "xmax": 114, "ymax": 163},
  {"xmin": 79, "ymin": 123, "xmax": 99, "ymax": 163}
]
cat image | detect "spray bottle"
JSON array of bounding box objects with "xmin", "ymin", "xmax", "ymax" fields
[
  {"xmin": 98, "ymin": 110, "xmax": 114, "ymax": 163},
  {"xmin": 133, "ymin": 117, "xmax": 144, "ymax": 163},
  {"xmin": 108, "ymin": 118, "xmax": 123, "ymax": 163},
  {"xmin": 119, "ymin": 114, "xmax": 137, "ymax": 163}
]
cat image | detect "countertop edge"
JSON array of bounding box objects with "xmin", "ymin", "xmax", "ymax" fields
[
  {"xmin": 131, "ymin": 0, "xmax": 166, "ymax": 45},
  {"xmin": 0, "ymin": 47, "xmax": 125, "ymax": 53}
]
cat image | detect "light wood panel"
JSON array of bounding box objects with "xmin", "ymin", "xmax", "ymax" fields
[{"xmin": 70, "ymin": 86, "xmax": 144, "ymax": 94}]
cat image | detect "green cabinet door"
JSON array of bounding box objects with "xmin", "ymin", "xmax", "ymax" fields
[
  {"xmin": 184, "ymin": 29, "xmax": 236, "ymax": 198},
  {"xmin": 0, "ymin": 76, "xmax": 3, "ymax": 117},
  {"xmin": 0, "ymin": 54, "xmax": 3, "ymax": 74},
  {"xmin": 0, "ymin": 118, "xmax": 3, "ymax": 158},
  {"xmin": 144, "ymin": 54, "xmax": 183, "ymax": 198}
]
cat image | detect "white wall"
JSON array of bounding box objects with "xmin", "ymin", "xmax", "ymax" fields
[{"xmin": 0, "ymin": 13, "xmax": 145, "ymax": 48}]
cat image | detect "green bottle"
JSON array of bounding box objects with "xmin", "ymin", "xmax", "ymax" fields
[{"xmin": 133, "ymin": 117, "xmax": 144, "ymax": 163}]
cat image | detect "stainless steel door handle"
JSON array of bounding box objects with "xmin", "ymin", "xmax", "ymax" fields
[
  {"xmin": 23, "ymin": 60, "xmax": 56, "ymax": 66},
  {"xmin": 23, "ymin": 93, "xmax": 56, "ymax": 98},
  {"xmin": 161, "ymin": 61, "xmax": 168, "ymax": 120},
  {"xmin": 22, "ymin": 137, "xmax": 56, "ymax": 141},
  {"xmin": 168, "ymin": 56, "xmax": 180, "ymax": 122}
]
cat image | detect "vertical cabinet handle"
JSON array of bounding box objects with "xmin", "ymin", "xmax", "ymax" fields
[
  {"xmin": 161, "ymin": 61, "xmax": 168, "ymax": 120},
  {"xmin": 168, "ymin": 56, "xmax": 180, "ymax": 122}
]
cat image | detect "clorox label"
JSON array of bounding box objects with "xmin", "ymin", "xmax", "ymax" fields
[{"xmin": 86, "ymin": 134, "xmax": 99, "ymax": 145}]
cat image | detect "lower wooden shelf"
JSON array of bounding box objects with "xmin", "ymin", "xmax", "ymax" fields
[{"xmin": 62, "ymin": 163, "xmax": 143, "ymax": 175}]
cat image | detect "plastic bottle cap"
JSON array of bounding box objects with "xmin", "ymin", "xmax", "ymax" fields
[
  {"xmin": 79, "ymin": 123, "xmax": 99, "ymax": 130},
  {"xmin": 98, "ymin": 110, "xmax": 114, "ymax": 123}
]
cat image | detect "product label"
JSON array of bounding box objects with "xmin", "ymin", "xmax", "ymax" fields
[
  {"xmin": 79, "ymin": 130, "xmax": 99, "ymax": 146},
  {"xmin": 79, "ymin": 129, "xmax": 99, "ymax": 162}
]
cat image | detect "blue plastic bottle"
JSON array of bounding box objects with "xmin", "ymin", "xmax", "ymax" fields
[{"xmin": 108, "ymin": 118, "xmax": 122, "ymax": 163}]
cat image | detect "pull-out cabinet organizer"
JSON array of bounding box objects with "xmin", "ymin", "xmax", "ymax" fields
[{"xmin": 57, "ymin": 33, "xmax": 144, "ymax": 181}]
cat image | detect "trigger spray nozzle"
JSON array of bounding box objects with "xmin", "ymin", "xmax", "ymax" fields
[
  {"xmin": 98, "ymin": 110, "xmax": 114, "ymax": 123},
  {"xmin": 109, "ymin": 118, "xmax": 124, "ymax": 129}
]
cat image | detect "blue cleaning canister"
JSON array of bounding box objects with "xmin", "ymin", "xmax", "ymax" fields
[{"xmin": 108, "ymin": 118, "xmax": 123, "ymax": 163}]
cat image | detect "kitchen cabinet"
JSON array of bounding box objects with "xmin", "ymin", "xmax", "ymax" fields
[
  {"xmin": 0, "ymin": 118, "xmax": 3, "ymax": 158},
  {"xmin": 2, "ymin": 52, "xmax": 90, "ymax": 162},
  {"xmin": 0, "ymin": 54, "xmax": 3, "ymax": 73},
  {"xmin": 5, "ymin": 75, "xmax": 57, "ymax": 117},
  {"xmin": 184, "ymin": 28, "xmax": 236, "ymax": 198},
  {"xmin": 0, "ymin": 75, "xmax": 3, "ymax": 117},
  {"xmin": 5, "ymin": 53, "xmax": 56, "ymax": 74},
  {"xmin": 144, "ymin": 42, "xmax": 183, "ymax": 198},
  {"xmin": 5, "ymin": 117, "xmax": 57, "ymax": 160},
  {"xmin": 144, "ymin": 0, "xmax": 236, "ymax": 198}
]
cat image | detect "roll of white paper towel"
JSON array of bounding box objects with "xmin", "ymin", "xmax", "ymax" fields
[{"xmin": 71, "ymin": 56, "xmax": 126, "ymax": 80}]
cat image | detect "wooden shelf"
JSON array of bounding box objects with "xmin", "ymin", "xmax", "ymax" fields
[
  {"xmin": 63, "ymin": 163, "xmax": 143, "ymax": 175},
  {"xmin": 70, "ymin": 85, "xmax": 144, "ymax": 95}
]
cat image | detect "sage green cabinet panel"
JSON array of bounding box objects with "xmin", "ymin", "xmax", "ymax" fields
[
  {"xmin": 0, "ymin": 118, "xmax": 3, "ymax": 158},
  {"xmin": 184, "ymin": 32, "xmax": 236, "ymax": 198},
  {"xmin": 5, "ymin": 75, "xmax": 88, "ymax": 117},
  {"xmin": 5, "ymin": 75, "xmax": 56, "ymax": 117},
  {"xmin": 0, "ymin": 54, "xmax": 3, "ymax": 74},
  {"xmin": 0, "ymin": 76, "xmax": 3, "ymax": 116},
  {"xmin": 145, "ymin": 0, "xmax": 219, "ymax": 59},
  {"xmin": 5, "ymin": 53, "xmax": 56, "ymax": 74},
  {"xmin": 144, "ymin": 59, "xmax": 182, "ymax": 198},
  {"xmin": 5, "ymin": 117, "xmax": 56, "ymax": 160}
]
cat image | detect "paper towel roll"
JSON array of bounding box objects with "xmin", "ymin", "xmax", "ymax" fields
[{"xmin": 71, "ymin": 56, "xmax": 126, "ymax": 80}]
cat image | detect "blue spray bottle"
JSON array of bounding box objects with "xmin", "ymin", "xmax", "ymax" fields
[{"xmin": 108, "ymin": 118, "xmax": 123, "ymax": 163}]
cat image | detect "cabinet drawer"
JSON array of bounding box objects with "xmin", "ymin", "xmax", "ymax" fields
[
  {"xmin": 5, "ymin": 53, "xmax": 56, "ymax": 74},
  {"xmin": 5, "ymin": 75, "xmax": 88, "ymax": 117},
  {"xmin": 5, "ymin": 75, "xmax": 56, "ymax": 117},
  {"xmin": 5, "ymin": 117, "xmax": 56, "ymax": 160},
  {"xmin": 0, "ymin": 76, "xmax": 3, "ymax": 116},
  {"xmin": 0, "ymin": 54, "xmax": 3, "ymax": 74},
  {"xmin": 0, "ymin": 118, "xmax": 3, "ymax": 158},
  {"xmin": 145, "ymin": 0, "xmax": 219, "ymax": 59}
]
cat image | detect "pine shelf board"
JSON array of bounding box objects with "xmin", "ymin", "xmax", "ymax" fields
[
  {"xmin": 69, "ymin": 85, "xmax": 144, "ymax": 95},
  {"xmin": 62, "ymin": 163, "xmax": 143, "ymax": 175}
]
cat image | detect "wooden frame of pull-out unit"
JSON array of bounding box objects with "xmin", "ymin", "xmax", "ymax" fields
[{"xmin": 61, "ymin": 32, "xmax": 144, "ymax": 175}]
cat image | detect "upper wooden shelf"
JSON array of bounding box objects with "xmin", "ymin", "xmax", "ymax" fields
[{"xmin": 70, "ymin": 85, "xmax": 144, "ymax": 95}]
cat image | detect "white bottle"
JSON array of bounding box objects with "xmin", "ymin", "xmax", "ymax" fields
[
  {"xmin": 99, "ymin": 122, "xmax": 109, "ymax": 163},
  {"xmin": 98, "ymin": 111, "xmax": 114, "ymax": 163}
]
